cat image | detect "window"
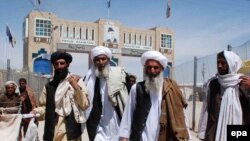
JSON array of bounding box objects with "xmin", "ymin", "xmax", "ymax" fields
[
  {"xmin": 123, "ymin": 33, "xmax": 126, "ymax": 43},
  {"xmin": 129, "ymin": 33, "xmax": 131, "ymax": 44},
  {"xmin": 59, "ymin": 25, "xmax": 63, "ymax": 37},
  {"xmin": 161, "ymin": 34, "xmax": 172, "ymax": 49},
  {"xmin": 139, "ymin": 35, "xmax": 142, "ymax": 45},
  {"xmin": 80, "ymin": 28, "xmax": 82, "ymax": 39},
  {"xmin": 92, "ymin": 29, "xmax": 95, "ymax": 40},
  {"xmin": 35, "ymin": 19, "xmax": 51, "ymax": 37},
  {"xmin": 86, "ymin": 28, "xmax": 88, "ymax": 40},
  {"xmin": 73, "ymin": 27, "xmax": 75, "ymax": 39},
  {"xmin": 150, "ymin": 36, "xmax": 152, "ymax": 46},
  {"xmin": 134, "ymin": 34, "xmax": 137, "ymax": 44},
  {"xmin": 66, "ymin": 26, "xmax": 69, "ymax": 38}
]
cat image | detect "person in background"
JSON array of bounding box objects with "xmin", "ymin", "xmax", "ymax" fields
[
  {"xmin": 119, "ymin": 50, "xmax": 191, "ymax": 141},
  {"xmin": 32, "ymin": 51, "xmax": 89, "ymax": 141},
  {"xmin": 18, "ymin": 78, "xmax": 37, "ymax": 139},
  {"xmin": 125, "ymin": 73, "xmax": 137, "ymax": 93},
  {"xmin": 198, "ymin": 50, "xmax": 250, "ymax": 141},
  {"xmin": 0, "ymin": 81, "xmax": 21, "ymax": 113},
  {"xmin": 0, "ymin": 81, "xmax": 23, "ymax": 141},
  {"xmin": 85, "ymin": 46, "xmax": 128, "ymax": 141}
]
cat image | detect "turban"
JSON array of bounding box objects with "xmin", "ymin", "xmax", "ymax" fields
[
  {"xmin": 141, "ymin": 50, "xmax": 168, "ymax": 68},
  {"xmin": 51, "ymin": 51, "xmax": 72, "ymax": 64},
  {"xmin": 5, "ymin": 81, "xmax": 20, "ymax": 94},
  {"xmin": 90, "ymin": 46, "xmax": 112, "ymax": 61},
  {"xmin": 223, "ymin": 50, "xmax": 242, "ymax": 73}
]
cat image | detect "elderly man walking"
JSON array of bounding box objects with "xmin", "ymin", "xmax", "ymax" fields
[
  {"xmin": 198, "ymin": 50, "xmax": 250, "ymax": 141},
  {"xmin": 32, "ymin": 51, "xmax": 89, "ymax": 141},
  {"xmin": 119, "ymin": 50, "xmax": 191, "ymax": 141},
  {"xmin": 85, "ymin": 46, "xmax": 128, "ymax": 141}
]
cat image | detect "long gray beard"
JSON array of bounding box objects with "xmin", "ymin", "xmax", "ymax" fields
[
  {"xmin": 95, "ymin": 65, "xmax": 109, "ymax": 79},
  {"xmin": 145, "ymin": 72, "xmax": 163, "ymax": 92}
]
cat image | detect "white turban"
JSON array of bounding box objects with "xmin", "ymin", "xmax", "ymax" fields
[
  {"xmin": 5, "ymin": 81, "xmax": 20, "ymax": 95},
  {"xmin": 90, "ymin": 46, "xmax": 112, "ymax": 61},
  {"xmin": 223, "ymin": 50, "xmax": 242, "ymax": 73},
  {"xmin": 141, "ymin": 50, "xmax": 168, "ymax": 68}
]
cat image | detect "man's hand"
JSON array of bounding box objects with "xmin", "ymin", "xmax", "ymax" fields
[
  {"xmin": 68, "ymin": 75, "xmax": 81, "ymax": 90},
  {"xmin": 20, "ymin": 95, "xmax": 25, "ymax": 102},
  {"xmin": 240, "ymin": 75, "xmax": 250, "ymax": 87}
]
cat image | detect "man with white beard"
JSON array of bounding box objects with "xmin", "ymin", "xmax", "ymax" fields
[
  {"xmin": 119, "ymin": 50, "xmax": 191, "ymax": 141},
  {"xmin": 85, "ymin": 46, "xmax": 128, "ymax": 141}
]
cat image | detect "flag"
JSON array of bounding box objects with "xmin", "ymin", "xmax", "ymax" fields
[
  {"xmin": 6, "ymin": 25, "xmax": 16, "ymax": 48},
  {"xmin": 166, "ymin": 0, "xmax": 171, "ymax": 18},
  {"xmin": 107, "ymin": 0, "xmax": 111, "ymax": 8}
]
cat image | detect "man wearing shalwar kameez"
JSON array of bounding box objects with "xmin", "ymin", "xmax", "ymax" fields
[
  {"xmin": 198, "ymin": 50, "xmax": 250, "ymax": 141},
  {"xmin": 32, "ymin": 51, "xmax": 89, "ymax": 141},
  {"xmin": 119, "ymin": 50, "xmax": 191, "ymax": 141},
  {"xmin": 85, "ymin": 46, "xmax": 128, "ymax": 141}
]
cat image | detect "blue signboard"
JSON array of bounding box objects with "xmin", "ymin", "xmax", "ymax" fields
[{"xmin": 33, "ymin": 58, "xmax": 51, "ymax": 75}]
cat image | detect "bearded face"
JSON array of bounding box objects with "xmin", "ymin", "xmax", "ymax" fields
[
  {"xmin": 5, "ymin": 84, "xmax": 16, "ymax": 96},
  {"xmin": 95, "ymin": 64, "xmax": 109, "ymax": 78},
  {"xmin": 93, "ymin": 54, "xmax": 110, "ymax": 78},
  {"xmin": 144, "ymin": 70, "xmax": 163, "ymax": 92},
  {"xmin": 54, "ymin": 67, "xmax": 69, "ymax": 81},
  {"xmin": 217, "ymin": 56, "xmax": 229, "ymax": 75},
  {"xmin": 52, "ymin": 59, "xmax": 69, "ymax": 82},
  {"xmin": 144, "ymin": 60, "xmax": 164, "ymax": 92}
]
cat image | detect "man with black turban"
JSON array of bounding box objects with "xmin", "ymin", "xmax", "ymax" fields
[{"xmin": 32, "ymin": 51, "xmax": 89, "ymax": 141}]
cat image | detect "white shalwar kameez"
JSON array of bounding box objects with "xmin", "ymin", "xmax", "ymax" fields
[
  {"xmin": 119, "ymin": 83, "xmax": 163, "ymax": 141},
  {"xmin": 94, "ymin": 78, "xmax": 120, "ymax": 141}
]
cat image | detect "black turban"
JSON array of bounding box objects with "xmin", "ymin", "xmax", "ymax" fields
[{"xmin": 50, "ymin": 51, "xmax": 72, "ymax": 64}]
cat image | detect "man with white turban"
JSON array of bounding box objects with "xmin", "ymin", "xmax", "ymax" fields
[
  {"xmin": 0, "ymin": 81, "xmax": 21, "ymax": 113},
  {"xmin": 198, "ymin": 50, "xmax": 250, "ymax": 141},
  {"xmin": 85, "ymin": 46, "xmax": 128, "ymax": 141},
  {"xmin": 119, "ymin": 50, "xmax": 191, "ymax": 141},
  {"xmin": 0, "ymin": 81, "xmax": 23, "ymax": 141}
]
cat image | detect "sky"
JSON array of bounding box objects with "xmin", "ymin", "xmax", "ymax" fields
[{"xmin": 0, "ymin": 0, "xmax": 250, "ymax": 80}]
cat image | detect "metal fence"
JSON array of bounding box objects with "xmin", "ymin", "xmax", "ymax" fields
[
  {"xmin": 0, "ymin": 69, "xmax": 49, "ymax": 103},
  {"xmin": 173, "ymin": 40, "xmax": 250, "ymax": 101},
  {"xmin": 173, "ymin": 40, "xmax": 250, "ymax": 130}
]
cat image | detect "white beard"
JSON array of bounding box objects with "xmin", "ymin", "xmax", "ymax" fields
[
  {"xmin": 145, "ymin": 72, "xmax": 163, "ymax": 92},
  {"xmin": 95, "ymin": 65, "xmax": 109, "ymax": 79}
]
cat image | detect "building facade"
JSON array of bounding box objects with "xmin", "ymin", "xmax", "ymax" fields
[{"xmin": 23, "ymin": 10, "xmax": 174, "ymax": 77}]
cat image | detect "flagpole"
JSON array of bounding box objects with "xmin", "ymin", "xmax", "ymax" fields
[
  {"xmin": 3, "ymin": 37, "xmax": 6, "ymax": 67},
  {"xmin": 108, "ymin": 7, "xmax": 110, "ymax": 20},
  {"xmin": 34, "ymin": 0, "xmax": 37, "ymax": 8},
  {"xmin": 108, "ymin": 0, "xmax": 110, "ymax": 20}
]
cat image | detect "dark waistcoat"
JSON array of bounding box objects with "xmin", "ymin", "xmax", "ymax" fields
[
  {"xmin": 44, "ymin": 82, "xmax": 81, "ymax": 141},
  {"xmin": 86, "ymin": 78, "xmax": 102, "ymax": 141},
  {"xmin": 129, "ymin": 81, "xmax": 152, "ymax": 141},
  {"xmin": 86, "ymin": 77, "xmax": 122, "ymax": 141}
]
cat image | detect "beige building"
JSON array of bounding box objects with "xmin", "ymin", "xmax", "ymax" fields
[{"xmin": 23, "ymin": 10, "xmax": 174, "ymax": 77}]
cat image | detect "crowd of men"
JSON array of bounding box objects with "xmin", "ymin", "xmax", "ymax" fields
[{"xmin": 0, "ymin": 45, "xmax": 250, "ymax": 141}]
